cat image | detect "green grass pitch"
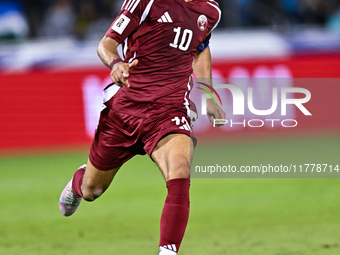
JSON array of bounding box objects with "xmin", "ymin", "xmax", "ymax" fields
[{"xmin": 0, "ymin": 135, "xmax": 340, "ymax": 255}]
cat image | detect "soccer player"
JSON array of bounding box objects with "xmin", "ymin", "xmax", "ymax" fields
[{"xmin": 59, "ymin": 0, "xmax": 225, "ymax": 254}]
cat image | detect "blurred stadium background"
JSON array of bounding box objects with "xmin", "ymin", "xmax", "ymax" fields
[{"xmin": 0, "ymin": 0, "xmax": 340, "ymax": 254}]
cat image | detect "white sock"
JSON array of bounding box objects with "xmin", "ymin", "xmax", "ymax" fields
[{"xmin": 159, "ymin": 246, "xmax": 177, "ymax": 255}]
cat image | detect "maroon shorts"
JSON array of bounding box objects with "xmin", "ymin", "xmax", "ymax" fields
[{"xmin": 89, "ymin": 107, "xmax": 196, "ymax": 171}]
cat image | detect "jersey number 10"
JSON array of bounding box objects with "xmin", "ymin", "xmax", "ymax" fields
[{"xmin": 170, "ymin": 27, "xmax": 193, "ymax": 51}]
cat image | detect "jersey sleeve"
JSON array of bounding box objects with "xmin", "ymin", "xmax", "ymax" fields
[
  {"xmin": 203, "ymin": 33, "xmax": 212, "ymax": 43},
  {"xmin": 105, "ymin": 0, "xmax": 152, "ymax": 44},
  {"xmin": 198, "ymin": 34, "xmax": 211, "ymax": 51},
  {"xmin": 207, "ymin": 0, "xmax": 221, "ymax": 34},
  {"xmin": 198, "ymin": 1, "xmax": 221, "ymax": 50}
]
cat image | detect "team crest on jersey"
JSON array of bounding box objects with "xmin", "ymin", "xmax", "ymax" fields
[{"xmin": 197, "ymin": 15, "xmax": 208, "ymax": 31}]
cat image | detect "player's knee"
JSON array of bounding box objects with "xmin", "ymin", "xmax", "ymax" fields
[{"xmin": 169, "ymin": 164, "xmax": 190, "ymax": 180}]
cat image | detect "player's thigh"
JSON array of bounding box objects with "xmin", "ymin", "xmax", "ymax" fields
[
  {"xmin": 81, "ymin": 159, "xmax": 121, "ymax": 200},
  {"xmin": 151, "ymin": 133, "xmax": 194, "ymax": 181}
]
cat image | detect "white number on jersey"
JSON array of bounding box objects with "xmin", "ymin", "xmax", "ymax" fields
[
  {"xmin": 170, "ymin": 27, "xmax": 193, "ymax": 51},
  {"xmin": 171, "ymin": 116, "xmax": 192, "ymax": 131}
]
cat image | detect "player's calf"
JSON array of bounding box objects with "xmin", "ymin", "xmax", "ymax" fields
[
  {"xmin": 79, "ymin": 161, "xmax": 120, "ymax": 202},
  {"xmin": 159, "ymin": 178, "xmax": 191, "ymax": 254}
]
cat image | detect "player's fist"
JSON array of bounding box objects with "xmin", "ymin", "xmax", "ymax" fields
[
  {"xmin": 110, "ymin": 59, "xmax": 138, "ymax": 88},
  {"xmin": 206, "ymin": 98, "xmax": 226, "ymax": 127}
]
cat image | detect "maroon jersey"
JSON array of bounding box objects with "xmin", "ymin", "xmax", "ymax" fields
[{"xmin": 104, "ymin": 0, "xmax": 221, "ymax": 118}]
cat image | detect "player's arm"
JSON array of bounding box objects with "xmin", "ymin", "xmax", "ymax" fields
[
  {"xmin": 97, "ymin": 36, "xmax": 138, "ymax": 88},
  {"xmin": 192, "ymin": 45, "xmax": 212, "ymax": 81},
  {"xmin": 192, "ymin": 46, "xmax": 225, "ymax": 125}
]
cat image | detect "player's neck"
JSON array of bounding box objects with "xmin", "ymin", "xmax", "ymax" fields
[{"xmin": 183, "ymin": 0, "xmax": 193, "ymax": 2}]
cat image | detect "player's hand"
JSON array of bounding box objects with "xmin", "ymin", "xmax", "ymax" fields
[
  {"xmin": 110, "ymin": 59, "xmax": 138, "ymax": 88},
  {"xmin": 206, "ymin": 98, "xmax": 226, "ymax": 127}
]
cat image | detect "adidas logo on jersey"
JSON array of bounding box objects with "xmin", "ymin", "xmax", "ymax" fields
[{"xmin": 157, "ymin": 12, "xmax": 173, "ymax": 23}]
